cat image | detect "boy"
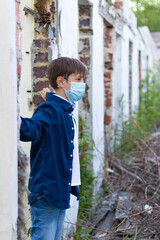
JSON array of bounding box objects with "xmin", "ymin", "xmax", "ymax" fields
[{"xmin": 19, "ymin": 57, "xmax": 88, "ymax": 240}]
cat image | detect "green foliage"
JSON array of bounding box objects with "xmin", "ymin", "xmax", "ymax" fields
[
  {"xmin": 27, "ymin": 227, "xmax": 31, "ymax": 237},
  {"xmin": 114, "ymin": 62, "xmax": 160, "ymax": 155},
  {"xmin": 74, "ymin": 116, "xmax": 95, "ymax": 239},
  {"xmin": 107, "ymin": 0, "xmax": 114, "ymax": 6},
  {"xmin": 123, "ymin": 237, "xmax": 133, "ymax": 240},
  {"xmin": 127, "ymin": 0, "xmax": 160, "ymax": 31},
  {"xmin": 74, "ymin": 226, "xmax": 91, "ymax": 240},
  {"xmin": 102, "ymin": 181, "xmax": 112, "ymax": 195},
  {"xmin": 78, "ymin": 116, "xmax": 95, "ymax": 221},
  {"xmin": 137, "ymin": 74, "xmax": 160, "ymax": 132}
]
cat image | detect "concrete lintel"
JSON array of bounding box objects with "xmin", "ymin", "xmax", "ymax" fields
[
  {"xmin": 78, "ymin": 0, "xmax": 93, "ymax": 6},
  {"xmin": 99, "ymin": 6, "xmax": 114, "ymax": 27}
]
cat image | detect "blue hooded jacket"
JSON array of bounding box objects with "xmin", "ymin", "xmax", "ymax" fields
[{"xmin": 20, "ymin": 92, "xmax": 80, "ymax": 209}]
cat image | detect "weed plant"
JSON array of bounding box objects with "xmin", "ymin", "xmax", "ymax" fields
[
  {"xmin": 74, "ymin": 116, "xmax": 95, "ymax": 239},
  {"xmin": 114, "ymin": 62, "xmax": 160, "ymax": 155}
]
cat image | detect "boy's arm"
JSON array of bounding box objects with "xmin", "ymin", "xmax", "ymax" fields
[{"xmin": 20, "ymin": 108, "xmax": 49, "ymax": 142}]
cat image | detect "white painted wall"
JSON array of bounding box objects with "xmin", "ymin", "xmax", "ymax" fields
[
  {"xmin": 112, "ymin": 0, "xmax": 157, "ymax": 131},
  {"xmin": 19, "ymin": 1, "xmax": 35, "ymax": 239},
  {"xmin": 0, "ymin": 0, "xmax": 17, "ymax": 239},
  {"xmin": 59, "ymin": 0, "xmax": 105, "ymax": 236},
  {"xmin": 90, "ymin": 0, "xmax": 104, "ymax": 197},
  {"xmin": 18, "ymin": 1, "xmax": 158, "ymax": 239},
  {"xmin": 19, "ymin": 0, "xmax": 35, "ymax": 157},
  {"xmin": 58, "ymin": 0, "xmax": 80, "ymax": 238},
  {"xmin": 112, "ymin": 32, "xmax": 123, "ymax": 126}
]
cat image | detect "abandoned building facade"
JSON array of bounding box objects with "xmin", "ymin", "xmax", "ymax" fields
[{"xmin": 0, "ymin": 0, "xmax": 159, "ymax": 239}]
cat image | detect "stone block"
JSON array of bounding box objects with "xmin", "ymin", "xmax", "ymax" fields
[
  {"xmin": 34, "ymin": 52, "xmax": 48, "ymax": 63},
  {"xmin": 79, "ymin": 46, "xmax": 90, "ymax": 55},
  {"xmin": 79, "ymin": 18, "xmax": 90, "ymax": 27},
  {"xmin": 105, "ymin": 62, "xmax": 113, "ymax": 70},
  {"xmin": 50, "ymin": 1, "xmax": 55, "ymax": 12},
  {"xmin": 80, "ymin": 57, "xmax": 90, "ymax": 65},
  {"xmin": 80, "ymin": 38, "xmax": 89, "ymax": 45}
]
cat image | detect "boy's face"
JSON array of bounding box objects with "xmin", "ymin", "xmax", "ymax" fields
[{"xmin": 57, "ymin": 73, "xmax": 84, "ymax": 91}]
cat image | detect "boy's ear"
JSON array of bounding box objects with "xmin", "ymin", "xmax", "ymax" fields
[{"xmin": 56, "ymin": 76, "xmax": 65, "ymax": 88}]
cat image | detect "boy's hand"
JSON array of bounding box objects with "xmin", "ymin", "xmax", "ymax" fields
[{"xmin": 40, "ymin": 88, "xmax": 52, "ymax": 101}]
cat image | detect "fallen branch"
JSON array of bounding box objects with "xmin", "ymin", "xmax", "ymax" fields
[{"xmin": 112, "ymin": 157, "xmax": 144, "ymax": 183}]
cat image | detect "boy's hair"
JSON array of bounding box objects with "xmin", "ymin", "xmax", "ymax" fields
[{"xmin": 47, "ymin": 57, "xmax": 88, "ymax": 89}]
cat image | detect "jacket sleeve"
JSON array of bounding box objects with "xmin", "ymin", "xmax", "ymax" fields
[{"xmin": 20, "ymin": 108, "xmax": 49, "ymax": 142}]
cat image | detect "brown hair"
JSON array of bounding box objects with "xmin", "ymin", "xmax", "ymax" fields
[{"xmin": 47, "ymin": 57, "xmax": 88, "ymax": 89}]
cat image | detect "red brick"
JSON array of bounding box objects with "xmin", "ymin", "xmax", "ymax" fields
[
  {"xmin": 17, "ymin": 58, "xmax": 22, "ymax": 78},
  {"xmin": 16, "ymin": 1, "xmax": 21, "ymax": 24},
  {"xmin": 105, "ymin": 89, "xmax": 112, "ymax": 97},
  {"xmin": 105, "ymin": 71, "xmax": 112, "ymax": 79},
  {"xmin": 33, "ymin": 40, "xmax": 51, "ymax": 49},
  {"xmin": 104, "ymin": 80, "xmax": 111, "ymax": 84},
  {"xmin": 80, "ymin": 57, "xmax": 90, "ymax": 65},
  {"xmin": 104, "ymin": 27, "xmax": 113, "ymax": 36},
  {"xmin": 114, "ymin": 1, "xmax": 123, "ymax": 8},
  {"xmin": 105, "ymin": 83, "xmax": 112, "ymax": 89},
  {"xmin": 79, "ymin": 6, "xmax": 91, "ymax": 16},
  {"xmin": 105, "ymin": 97, "xmax": 112, "ymax": 106},
  {"xmin": 108, "ymin": 35, "xmax": 112, "ymax": 44},
  {"xmin": 16, "ymin": 27, "xmax": 22, "ymax": 50},
  {"xmin": 104, "ymin": 115, "xmax": 112, "ymax": 124},
  {"xmin": 33, "ymin": 94, "xmax": 45, "ymax": 106},
  {"xmin": 34, "ymin": 52, "xmax": 48, "ymax": 63},
  {"xmin": 109, "ymin": 53, "xmax": 113, "ymax": 61},
  {"xmin": 33, "ymin": 66, "xmax": 48, "ymax": 78},
  {"xmin": 33, "ymin": 81, "xmax": 49, "ymax": 92}
]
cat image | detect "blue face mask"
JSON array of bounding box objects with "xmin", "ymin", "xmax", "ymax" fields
[{"xmin": 64, "ymin": 82, "xmax": 86, "ymax": 103}]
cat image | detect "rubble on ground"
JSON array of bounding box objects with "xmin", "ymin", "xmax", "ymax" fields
[{"xmin": 87, "ymin": 134, "xmax": 160, "ymax": 240}]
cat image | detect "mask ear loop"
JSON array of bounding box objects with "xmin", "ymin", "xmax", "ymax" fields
[
  {"xmin": 63, "ymin": 78, "xmax": 71, "ymax": 91},
  {"xmin": 57, "ymin": 77, "xmax": 69, "ymax": 88}
]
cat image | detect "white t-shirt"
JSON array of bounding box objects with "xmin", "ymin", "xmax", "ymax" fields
[{"xmin": 54, "ymin": 94, "xmax": 81, "ymax": 186}]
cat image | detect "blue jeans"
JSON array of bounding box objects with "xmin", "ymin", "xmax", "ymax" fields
[{"xmin": 30, "ymin": 196, "xmax": 66, "ymax": 240}]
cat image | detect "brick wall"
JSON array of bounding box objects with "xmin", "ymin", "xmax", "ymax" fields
[
  {"xmin": 114, "ymin": 0, "xmax": 123, "ymax": 15},
  {"xmin": 104, "ymin": 22, "xmax": 114, "ymax": 152},
  {"xmin": 129, "ymin": 41, "xmax": 133, "ymax": 117},
  {"xmin": 32, "ymin": 0, "xmax": 57, "ymax": 107},
  {"xmin": 138, "ymin": 50, "xmax": 142, "ymax": 106},
  {"xmin": 16, "ymin": 0, "xmax": 28, "ymax": 239},
  {"xmin": 16, "ymin": 0, "xmax": 22, "ymax": 92},
  {"xmin": 32, "ymin": 39, "xmax": 51, "ymax": 106},
  {"xmin": 78, "ymin": 4, "xmax": 92, "ymax": 111}
]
